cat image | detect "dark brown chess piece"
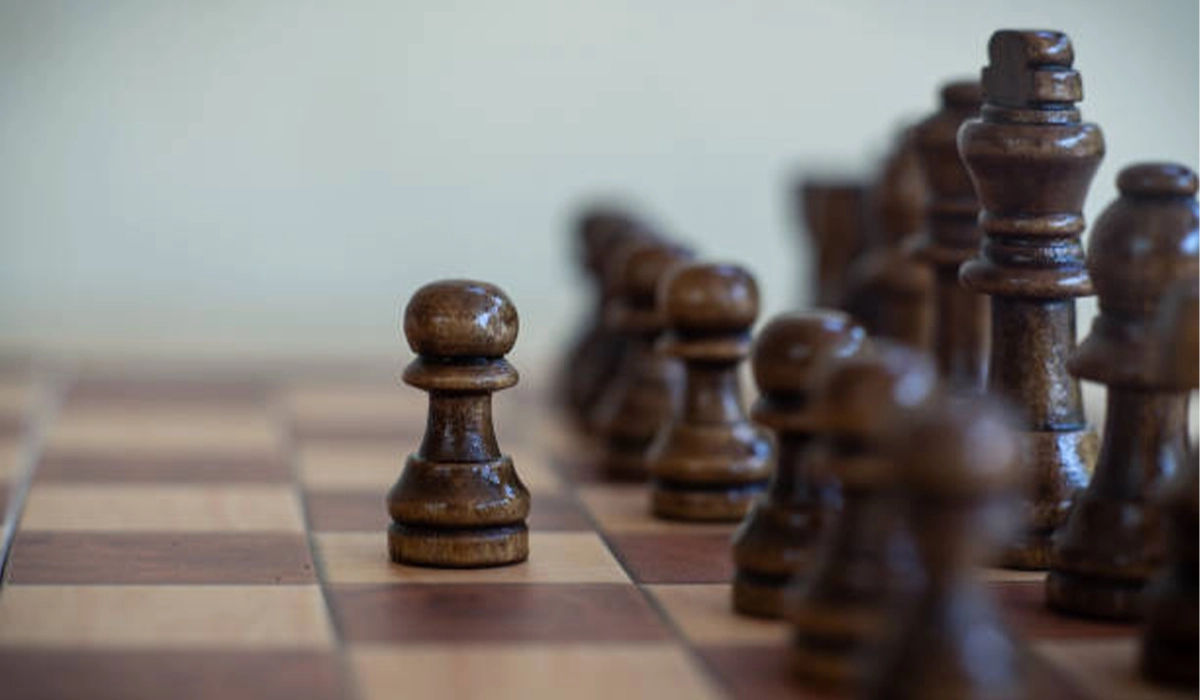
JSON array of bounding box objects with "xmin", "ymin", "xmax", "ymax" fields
[
  {"xmin": 1141, "ymin": 275, "xmax": 1199, "ymax": 688},
  {"xmin": 559, "ymin": 207, "xmax": 644, "ymax": 430},
  {"xmin": 914, "ymin": 80, "xmax": 989, "ymax": 391},
  {"xmin": 958, "ymin": 30, "xmax": 1104, "ymax": 569},
  {"xmin": 590, "ymin": 240, "xmax": 692, "ymax": 480},
  {"xmin": 731, "ymin": 311, "xmax": 869, "ymax": 618},
  {"xmin": 786, "ymin": 342, "xmax": 937, "ymax": 691},
  {"xmin": 649, "ymin": 262, "xmax": 772, "ymax": 521},
  {"xmin": 843, "ymin": 130, "xmax": 934, "ymax": 349},
  {"xmin": 866, "ymin": 394, "xmax": 1026, "ymax": 700},
  {"xmin": 388, "ymin": 279, "xmax": 530, "ymax": 567},
  {"xmin": 1048, "ymin": 163, "xmax": 1199, "ymax": 619},
  {"xmin": 797, "ymin": 180, "xmax": 871, "ymax": 308}
]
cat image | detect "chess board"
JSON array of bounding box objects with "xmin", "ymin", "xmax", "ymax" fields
[{"xmin": 0, "ymin": 357, "xmax": 1188, "ymax": 700}]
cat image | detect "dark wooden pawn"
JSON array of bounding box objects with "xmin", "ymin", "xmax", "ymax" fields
[
  {"xmin": 1141, "ymin": 275, "xmax": 1199, "ymax": 688},
  {"xmin": 843, "ymin": 130, "xmax": 934, "ymax": 350},
  {"xmin": 958, "ymin": 30, "xmax": 1104, "ymax": 569},
  {"xmin": 1048, "ymin": 164, "xmax": 1199, "ymax": 620},
  {"xmin": 559, "ymin": 207, "xmax": 644, "ymax": 430},
  {"xmin": 797, "ymin": 180, "xmax": 871, "ymax": 308},
  {"xmin": 590, "ymin": 241, "xmax": 692, "ymax": 481},
  {"xmin": 388, "ymin": 280, "xmax": 530, "ymax": 568},
  {"xmin": 867, "ymin": 395, "xmax": 1026, "ymax": 700},
  {"xmin": 786, "ymin": 342, "xmax": 937, "ymax": 691},
  {"xmin": 914, "ymin": 80, "xmax": 989, "ymax": 392},
  {"xmin": 731, "ymin": 311, "xmax": 869, "ymax": 618},
  {"xmin": 649, "ymin": 262, "xmax": 772, "ymax": 521}
]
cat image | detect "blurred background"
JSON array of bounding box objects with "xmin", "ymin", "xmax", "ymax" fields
[{"xmin": 0, "ymin": 0, "xmax": 1196, "ymax": 367}]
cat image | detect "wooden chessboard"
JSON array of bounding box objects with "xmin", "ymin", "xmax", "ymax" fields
[{"xmin": 0, "ymin": 358, "xmax": 1189, "ymax": 700}]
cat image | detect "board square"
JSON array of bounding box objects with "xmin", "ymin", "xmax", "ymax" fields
[
  {"xmin": 7, "ymin": 532, "xmax": 316, "ymax": 584},
  {"xmin": 34, "ymin": 454, "xmax": 291, "ymax": 483},
  {"xmin": 348, "ymin": 643, "xmax": 723, "ymax": 700},
  {"xmin": 993, "ymin": 581, "xmax": 1135, "ymax": 640},
  {"xmin": 607, "ymin": 532, "xmax": 736, "ymax": 584},
  {"xmin": 646, "ymin": 584, "xmax": 788, "ymax": 646},
  {"xmin": 0, "ymin": 585, "xmax": 333, "ymax": 649},
  {"xmin": 315, "ymin": 532, "xmax": 628, "ymax": 584},
  {"xmin": 577, "ymin": 484, "xmax": 741, "ymax": 534},
  {"xmin": 0, "ymin": 650, "xmax": 347, "ymax": 700},
  {"xmin": 1032, "ymin": 638, "xmax": 1192, "ymax": 700},
  {"xmin": 330, "ymin": 583, "xmax": 669, "ymax": 644},
  {"xmin": 19, "ymin": 484, "xmax": 305, "ymax": 532},
  {"xmin": 45, "ymin": 406, "xmax": 281, "ymax": 458}
]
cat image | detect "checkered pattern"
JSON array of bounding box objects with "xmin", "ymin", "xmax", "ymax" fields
[{"xmin": 0, "ymin": 362, "xmax": 1186, "ymax": 700}]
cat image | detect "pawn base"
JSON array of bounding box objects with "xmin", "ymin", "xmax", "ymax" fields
[
  {"xmin": 732, "ymin": 568, "xmax": 790, "ymax": 619},
  {"xmin": 651, "ymin": 480, "xmax": 767, "ymax": 522},
  {"xmin": 389, "ymin": 522, "xmax": 528, "ymax": 568},
  {"xmin": 1045, "ymin": 569, "xmax": 1145, "ymax": 621}
]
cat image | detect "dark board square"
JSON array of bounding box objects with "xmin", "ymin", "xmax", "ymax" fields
[
  {"xmin": 0, "ymin": 650, "xmax": 346, "ymax": 700},
  {"xmin": 35, "ymin": 454, "xmax": 291, "ymax": 483},
  {"xmin": 607, "ymin": 532, "xmax": 735, "ymax": 584},
  {"xmin": 306, "ymin": 491, "xmax": 590, "ymax": 532},
  {"xmin": 331, "ymin": 583, "xmax": 670, "ymax": 644},
  {"xmin": 8, "ymin": 533, "xmax": 316, "ymax": 584},
  {"xmin": 992, "ymin": 581, "xmax": 1133, "ymax": 640}
]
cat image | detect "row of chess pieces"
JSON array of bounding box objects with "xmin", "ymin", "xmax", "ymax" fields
[
  {"xmin": 380, "ymin": 28, "xmax": 1197, "ymax": 697},
  {"xmin": 550, "ymin": 28, "xmax": 1199, "ymax": 696}
]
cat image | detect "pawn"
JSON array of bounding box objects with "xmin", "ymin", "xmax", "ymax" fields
[
  {"xmin": 590, "ymin": 240, "xmax": 692, "ymax": 480},
  {"xmin": 731, "ymin": 311, "xmax": 869, "ymax": 618},
  {"xmin": 786, "ymin": 342, "xmax": 937, "ymax": 691},
  {"xmin": 866, "ymin": 395, "xmax": 1026, "ymax": 700},
  {"xmin": 1142, "ymin": 275, "xmax": 1199, "ymax": 688},
  {"xmin": 387, "ymin": 280, "xmax": 530, "ymax": 568},
  {"xmin": 649, "ymin": 262, "xmax": 772, "ymax": 521},
  {"xmin": 559, "ymin": 207, "xmax": 649, "ymax": 430},
  {"xmin": 1049, "ymin": 163, "xmax": 1200, "ymax": 619},
  {"xmin": 842, "ymin": 129, "xmax": 934, "ymax": 350}
]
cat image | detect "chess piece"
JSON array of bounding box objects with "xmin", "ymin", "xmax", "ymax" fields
[
  {"xmin": 590, "ymin": 240, "xmax": 692, "ymax": 480},
  {"xmin": 843, "ymin": 130, "xmax": 934, "ymax": 349},
  {"xmin": 731, "ymin": 311, "xmax": 869, "ymax": 618},
  {"xmin": 866, "ymin": 394, "xmax": 1026, "ymax": 700},
  {"xmin": 559, "ymin": 207, "xmax": 645, "ymax": 430},
  {"xmin": 958, "ymin": 30, "xmax": 1104, "ymax": 569},
  {"xmin": 914, "ymin": 80, "xmax": 989, "ymax": 391},
  {"xmin": 649, "ymin": 262, "xmax": 772, "ymax": 521},
  {"xmin": 1048, "ymin": 163, "xmax": 1199, "ymax": 619},
  {"xmin": 797, "ymin": 180, "xmax": 871, "ymax": 308},
  {"xmin": 388, "ymin": 280, "xmax": 530, "ymax": 567},
  {"xmin": 1141, "ymin": 275, "xmax": 1199, "ymax": 688},
  {"xmin": 787, "ymin": 342, "xmax": 937, "ymax": 690}
]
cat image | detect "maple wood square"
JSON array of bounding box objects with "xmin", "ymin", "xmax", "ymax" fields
[
  {"xmin": 316, "ymin": 532, "xmax": 628, "ymax": 584},
  {"xmin": 45, "ymin": 406, "xmax": 281, "ymax": 459},
  {"xmin": 349, "ymin": 643, "xmax": 722, "ymax": 700},
  {"xmin": 646, "ymin": 584, "xmax": 788, "ymax": 647},
  {"xmin": 20, "ymin": 484, "xmax": 305, "ymax": 532},
  {"xmin": 577, "ymin": 484, "xmax": 739, "ymax": 535},
  {"xmin": 0, "ymin": 585, "xmax": 333, "ymax": 649}
]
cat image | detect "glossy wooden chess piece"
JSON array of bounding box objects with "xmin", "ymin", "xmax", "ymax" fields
[
  {"xmin": 731, "ymin": 311, "xmax": 869, "ymax": 618},
  {"xmin": 1141, "ymin": 275, "xmax": 1199, "ymax": 688},
  {"xmin": 866, "ymin": 394, "xmax": 1026, "ymax": 700},
  {"xmin": 786, "ymin": 342, "xmax": 937, "ymax": 690},
  {"xmin": 388, "ymin": 279, "xmax": 530, "ymax": 567},
  {"xmin": 590, "ymin": 240, "xmax": 692, "ymax": 480},
  {"xmin": 649, "ymin": 262, "xmax": 772, "ymax": 521},
  {"xmin": 843, "ymin": 130, "xmax": 934, "ymax": 349},
  {"xmin": 914, "ymin": 80, "xmax": 989, "ymax": 392},
  {"xmin": 798, "ymin": 180, "xmax": 871, "ymax": 308},
  {"xmin": 958, "ymin": 30, "xmax": 1104, "ymax": 569},
  {"xmin": 560, "ymin": 207, "xmax": 644, "ymax": 430},
  {"xmin": 1048, "ymin": 163, "xmax": 1199, "ymax": 619}
]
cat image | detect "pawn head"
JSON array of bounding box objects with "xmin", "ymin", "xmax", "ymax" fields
[
  {"xmin": 403, "ymin": 279, "xmax": 518, "ymax": 358},
  {"xmin": 661, "ymin": 262, "xmax": 760, "ymax": 333},
  {"xmin": 751, "ymin": 311, "xmax": 867, "ymax": 398}
]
